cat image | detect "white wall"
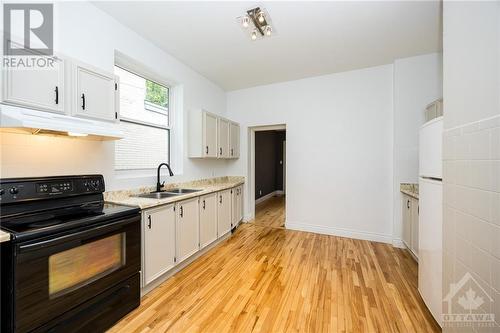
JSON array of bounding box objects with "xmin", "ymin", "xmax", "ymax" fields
[
  {"xmin": 0, "ymin": 1, "xmax": 228, "ymax": 190},
  {"xmin": 227, "ymin": 65, "xmax": 395, "ymax": 243},
  {"xmin": 392, "ymin": 53, "xmax": 443, "ymax": 245},
  {"xmin": 442, "ymin": 1, "xmax": 500, "ymax": 331}
]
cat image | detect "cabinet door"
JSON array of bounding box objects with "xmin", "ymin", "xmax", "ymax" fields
[
  {"xmin": 176, "ymin": 198, "xmax": 200, "ymax": 263},
  {"xmin": 143, "ymin": 205, "xmax": 176, "ymax": 285},
  {"xmin": 411, "ymin": 198, "xmax": 419, "ymax": 257},
  {"xmin": 237, "ymin": 185, "xmax": 243, "ymax": 222},
  {"xmin": 231, "ymin": 188, "xmax": 238, "ymax": 228},
  {"xmin": 229, "ymin": 122, "xmax": 240, "ymax": 158},
  {"xmin": 200, "ymin": 193, "xmax": 218, "ymax": 248},
  {"xmin": 217, "ymin": 118, "xmax": 230, "ymax": 158},
  {"xmin": 217, "ymin": 190, "xmax": 232, "ymax": 236},
  {"xmin": 402, "ymin": 196, "xmax": 412, "ymax": 249},
  {"xmin": 203, "ymin": 112, "xmax": 218, "ymax": 158},
  {"xmin": 3, "ymin": 56, "xmax": 65, "ymax": 114},
  {"xmin": 73, "ymin": 63, "xmax": 116, "ymax": 121}
]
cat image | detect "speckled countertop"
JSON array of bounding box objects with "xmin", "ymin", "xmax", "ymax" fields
[
  {"xmin": 0, "ymin": 230, "xmax": 11, "ymax": 243},
  {"xmin": 104, "ymin": 176, "xmax": 245, "ymax": 210},
  {"xmin": 400, "ymin": 183, "xmax": 419, "ymax": 199}
]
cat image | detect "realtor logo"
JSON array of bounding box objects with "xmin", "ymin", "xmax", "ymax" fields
[
  {"xmin": 443, "ymin": 272, "xmax": 495, "ymax": 328},
  {"xmin": 3, "ymin": 3, "xmax": 53, "ymax": 56}
]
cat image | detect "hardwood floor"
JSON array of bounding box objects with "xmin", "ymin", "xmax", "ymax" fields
[
  {"xmin": 109, "ymin": 213, "xmax": 440, "ymax": 332},
  {"xmin": 253, "ymin": 195, "xmax": 286, "ymax": 229}
]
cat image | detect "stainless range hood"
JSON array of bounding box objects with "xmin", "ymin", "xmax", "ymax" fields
[{"xmin": 0, "ymin": 104, "xmax": 123, "ymax": 140}]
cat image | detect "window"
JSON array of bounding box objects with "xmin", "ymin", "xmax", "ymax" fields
[{"xmin": 114, "ymin": 66, "xmax": 170, "ymax": 170}]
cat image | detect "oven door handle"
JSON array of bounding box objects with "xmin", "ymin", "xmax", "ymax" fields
[{"xmin": 18, "ymin": 215, "xmax": 139, "ymax": 255}]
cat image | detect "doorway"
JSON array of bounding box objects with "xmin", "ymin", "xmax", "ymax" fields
[{"xmin": 248, "ymin": 125, "xmax": 286, "ymax": 229}]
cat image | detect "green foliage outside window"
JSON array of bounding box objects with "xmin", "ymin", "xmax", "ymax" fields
[{"xmin": 145, "ymin": 80, "xmax": 169, "ymax": 108}]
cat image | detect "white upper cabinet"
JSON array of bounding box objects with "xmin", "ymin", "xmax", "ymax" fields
[
  {"xmin": 229, "ymin": 122, "xmax": 240, "ymax": 159},
  {"xmin": 217, "ymin": 118, "xmax": 230, "ymax": 158},
  {"xmin": 143, "ymin": 204, "xmax": 176, "ymax": 286},
  {"xmin": 2, "ymin": 55, "xmax": 65, "ymax": 114},
  {"xmin": 199, "ymin": 193, "xmax": 218, "ymax": 249},
  {"xmin": 176, "ymin": 198, "xmax": 200, "ymax": 263},
  {"xmin": 72, "ymin": 62, "xmax": 116, "ymax": 122},
  {"xmin": 189, "ymin": 109, "xmax": 239, "ymax": 159}
]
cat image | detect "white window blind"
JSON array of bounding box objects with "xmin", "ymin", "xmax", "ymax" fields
[{"xmin": 114, "ymin": 65, "xmax": 170, "ymax": 170}]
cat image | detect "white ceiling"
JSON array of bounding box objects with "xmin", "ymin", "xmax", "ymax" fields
[{"xmin": 93, "ymin": 1, "xmax": 442, "ymax": 91}]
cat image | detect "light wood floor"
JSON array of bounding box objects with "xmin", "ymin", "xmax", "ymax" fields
[
  {"xmin": 109, "ymin": 208, "xmax": 440, "ymax": 333},
  {"xmin": 253, "ymin": 195, "xmax": 286, "ymax": 229}
]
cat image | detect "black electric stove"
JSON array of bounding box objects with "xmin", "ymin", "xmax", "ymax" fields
[{"xmin": 1, "ymin": 175, "xmax": 141, "ymax": 333}]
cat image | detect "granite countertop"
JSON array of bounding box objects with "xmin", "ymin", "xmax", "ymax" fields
[
  {"xmin": 105, "ymin": 176, "xmax": 245, "ymax": 210},
  {"xmin": 400, "ymin": 183, "xmax": 419, "ymax": 199},
  {"xmin": 0, "ymin": 230, "xmax": 11, "ymax": 243}
]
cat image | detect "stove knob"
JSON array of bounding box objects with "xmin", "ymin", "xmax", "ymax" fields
[{"xmin": 9, "ymin": 187, "xmax": 18, "ymax": 195}]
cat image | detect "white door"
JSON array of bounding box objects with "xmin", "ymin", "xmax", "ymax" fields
[
  {"xmin": 3, "ymin": 56, "xmax": 65, "ymax": 114},
  {"xmin": 217, "ymin": 190, "xmax": 232, "ymax": 236},
  {"xmin": 218, "ymin": 118, "xmax": 230, "ymax": 158},
  {"xmin": 203, "ymin": 112, "xmax": 218, "ymax": 158},
  {"xmin": 402, "ymin": 196, "xmax": 412, "ymax": 248},
  {"xmin": 73, "ymin": 63, "xmax": 116, "ymax": 121},
  {"xmin": 143, "ymin": 205, "xmax": 176, "ymax": 285},
  {"xmin": 200, "ymin": 193, "xmax": 217, "ymax": 248},
  {"xmin": 410, "ymin": 197, "xmax": 419, "ymax": 257},
  {"xmin": 229, "ymin": 122, "xmax": 240, "ymax": 158},
  {"xmin": 176, "ymin": 198, "xmax": 200, "ymax": 263},
  {"xmin": 418, "ymin": 177, "xmax": 443, "ymax": 326}
]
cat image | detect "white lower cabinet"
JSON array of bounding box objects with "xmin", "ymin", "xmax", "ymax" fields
[
  {"xmin": 401, "ymin": 194, "xmax": 419, "ymax": 258},
  {"xmin": 231, "ymin": 185, "xmax": 243, "ymax": 228},
  {"xmin": 217, "ymin": 190, "xmax": 232, "ymax": 236},
  {"xmin": 143, "ymin": 204, "xmax": 176, "ymax": 286},
  {"xmin": 176, "ymin": 198, "xmax": 200, "ymax": 263},
  {"xmin": 199, "ymin": 193, "xmax": 218, "ymax": 248}
]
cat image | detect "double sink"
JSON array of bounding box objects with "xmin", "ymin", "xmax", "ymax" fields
[{"xmin": 133, "ymin": 188, "xmax": 203, "ymax": 199}]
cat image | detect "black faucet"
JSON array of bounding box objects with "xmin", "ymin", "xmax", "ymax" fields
[{"xmin": 156, "ymin": 163, "xmax": 174, "ymax": 192}]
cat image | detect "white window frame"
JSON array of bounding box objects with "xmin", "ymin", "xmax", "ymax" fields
[{"xmin": 114, "ymin": 52, "xmax": 182, "ymax": 179}]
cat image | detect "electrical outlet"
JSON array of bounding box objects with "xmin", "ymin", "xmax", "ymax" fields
[{"xmin": 259, "ymin": 190, "xmax": 262, "ymax": 196}]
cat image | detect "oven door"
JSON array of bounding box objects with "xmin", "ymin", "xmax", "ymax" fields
[{"xmin": 13, "ymin": 214, "xmax": 140, "ymax": 333}]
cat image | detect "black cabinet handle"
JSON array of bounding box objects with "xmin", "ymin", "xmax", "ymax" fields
[
  {"xmin": 407, "ymin": 200, "xmax": 410, "ymax": 209},
  {"xmin": 180, "ymin": 206, "xmax": 183, "ymax": 218},
  {"xmin": 206, "ymin": 146, "xmax": 209, "ymax": 154},
  {"xmin": 81, "ymin": 93, "xmax": 86, "ymax": 110},
  {"xmin": 203, "ymin": 199, "xmax": 206, "ymax": 209},
  {"xmin": 231, "ymin": 148, "xmax": 233, "ymax": 156},
  {"xmin": 219, "ymin": 147, "xmax": 222, "ymax": 155},
  {"xmin": 55, "ymin": 86, "xmax": 59, "ymax": 104},
  {"xmin": 147, "ymin": 215, "xmax": 152, "ymax": 229},
  {"xmin": 219, "ymin": 195, "xmax": 222, "ymax": 204}
]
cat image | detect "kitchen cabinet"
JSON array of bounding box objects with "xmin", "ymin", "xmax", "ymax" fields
[
  {"xmin": 231, "ymin": 185, "xmax": 243, "ymax": 228},
  {"xmin": 410, "ymin": 197, "xmax": 419, "ymax": 256},
  {"xmin": 72, "ymin": 61, "xmax": 116, "ymax": 122},
  {"xmin": 2, "ymin": 55, "xmax": 65, "ymax": 114},
  {"xmin": 217, "ymin": 118, "xmax": 230, "ymax": 158},
  {"xmin": 176, "ymin": 197, "xmax": 200, "ymax": 263},
  {"xmin": 189, "ymin": 109, "xmax": 218, "ymax": 158},
  {"xmin": 217, "ymin": 189, "xmax": 232, "ymax": 236},
  {"xmin": 229, "ymin": 122, "xmax": 240, "ymax": 158},
  {"xmin": 199, "ymin": 193, "xmax": 218, "ymax": 248},
  {"xmin": 143, "ymin": 204, "xmax": 176, "ymax": 285},
  {"xmin": 401, "ymin": 194, "xmax": 419, "ymax": 259}
]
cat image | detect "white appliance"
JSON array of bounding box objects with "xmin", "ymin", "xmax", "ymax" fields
[
  {"xmin": 418, "ymin": 116, "xmax": 443, "ymax": 327},
  {"xmin": 0, "ymin": 104, "xmax": 123, "ymax": 140}
]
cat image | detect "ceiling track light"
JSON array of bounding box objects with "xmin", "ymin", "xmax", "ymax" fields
[{"xmin": 237, "ymin": 6, "xmax": 275, "ymax": 41}]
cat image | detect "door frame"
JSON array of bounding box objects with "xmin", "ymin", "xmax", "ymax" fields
[{"xmin": 248, "ymin": 124, "xmax": 286, "ymax": 222}]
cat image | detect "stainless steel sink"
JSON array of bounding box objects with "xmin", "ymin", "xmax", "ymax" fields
[
  {"xmin": 133, "ymin": 192, "xmax": 181, "ymax": 199},
  {"xmin": 165, "ymin": 188, "xmax": 203, "ymax": 194}
]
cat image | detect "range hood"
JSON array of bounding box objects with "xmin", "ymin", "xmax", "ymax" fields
[{"xmin": 0, "ymin": 105, "xmax": 123, "ymax": 140}]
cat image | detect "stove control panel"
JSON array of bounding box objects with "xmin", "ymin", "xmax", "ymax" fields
[{"xmin": 0, "ymin": 175, "xmax": 105, "ymax": 204}]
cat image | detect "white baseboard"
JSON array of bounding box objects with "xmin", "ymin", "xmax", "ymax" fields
[
  {"xmin": 392, "ymin": 238, "xmax": 406, "ymax": 248},
  {"xmin": 285, "ymin": 221, "xmax": 393, "ymax": 244},
  {"xmin": 255, "ymin": 190, "xmax": 282, "ymax": 205}
]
